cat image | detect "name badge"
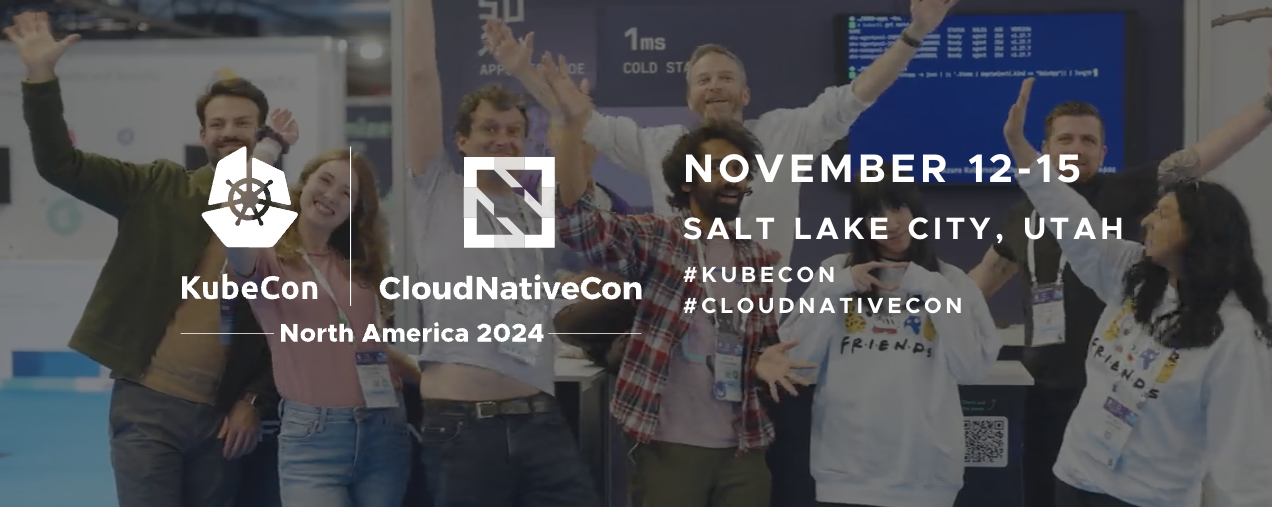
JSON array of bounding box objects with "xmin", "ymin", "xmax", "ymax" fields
[
  {"xmin": 1029, "ymin": 283, "xmax": 1065, "ymax": 347},
  {"xmin": 355, "ymin": 351, "xmax": 399, "ymax": 409},
  {"xmin": 499, "ymin": 302, "xmax": 545, "ymax": 365},
  {"xmin": 712, "ymin": 331, "xmax": 744, "ymax": 403},
  {"xmin": 1092, "ymin": 396, "xmax": 1139, "ymax": 468}
]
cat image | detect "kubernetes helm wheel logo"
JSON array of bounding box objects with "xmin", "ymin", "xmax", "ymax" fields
[
  {"xmin": 203, "ymin": 147, "xmax": 298, "ymax": 247},
  {"xmin": 463, "ymin": 156, "xmax": 555, "ymax": 249}
]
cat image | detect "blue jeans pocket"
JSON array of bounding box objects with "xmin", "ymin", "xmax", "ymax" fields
[{"xmin": 278, "ymin": 410, "xmax": 319, "ymax": 443}]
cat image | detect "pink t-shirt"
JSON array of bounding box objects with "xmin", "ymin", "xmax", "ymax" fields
[
  {"xmin": 652, "ymin": 237, "xmax": 741, "ymax": 448},
  {"xmin": 242, "ymin": 248, "xmax": 393, "ymax": 408}
]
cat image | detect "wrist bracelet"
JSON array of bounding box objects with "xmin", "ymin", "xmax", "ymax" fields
[
  {"xmin": 1263, "ymin": 92, "xmax": 1272, "ymax": 113},
  {"xmin": 899, "ymin": 31, "xmax": 923, "ymax": 48}
]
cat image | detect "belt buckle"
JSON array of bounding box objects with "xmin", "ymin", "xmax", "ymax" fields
[{"xmin": 474, "ymin": 401, "xmax": 499, "ymax": 419}]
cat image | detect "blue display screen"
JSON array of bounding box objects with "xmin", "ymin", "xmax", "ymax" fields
[{"xmin": 841, "ymin": 13, "xmax": 1129, "ymax": 183}]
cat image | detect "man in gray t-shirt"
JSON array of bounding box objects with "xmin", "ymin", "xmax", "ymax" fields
[{"xmin": 405, "ymin": 2, "xmax": 599, "ymax": 504}]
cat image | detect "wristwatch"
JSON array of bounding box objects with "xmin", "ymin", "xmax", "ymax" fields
[
  {"xmin": 241, "ymin": 392, "xmax": 260, "ymax": 409},
  {"xmin": 1262, "ymin": 92, "xmax": 1272, "ymax": 113},
  {"xmin": 254, "ymin": 126, "xmax": 291, "ymax": 155},
  {"xmin": 899, "ymin": 30, "xmax": 923, "ymax": 48}
]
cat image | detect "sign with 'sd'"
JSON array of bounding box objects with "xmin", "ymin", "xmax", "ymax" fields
[{"xmin": 463, "ymin": 156, "xmax": 555, "ymax": 249}]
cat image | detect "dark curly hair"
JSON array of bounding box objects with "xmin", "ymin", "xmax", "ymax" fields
[
  {"xmin": 661, "ymin": 120, "xmax": 762, "ymax": 211},
  {"xmin": 848, "ymin": 169, "xmax": 941, "ymax": 312},
  {"xmin": 1122, "ymin": 179, "xmax": 1272, "ymax": 349}
]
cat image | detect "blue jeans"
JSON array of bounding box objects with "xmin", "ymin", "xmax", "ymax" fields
[
  {"xmin": 418, "ymin": 402, "xmax": 600, "ymax": 507},
  {"xmin": 108, "ymin": 379, "xmax": 240, "ymax": 507},
  {"xmin": 277, "ymin": 399, "xmax": 411, "ymax": 507}
]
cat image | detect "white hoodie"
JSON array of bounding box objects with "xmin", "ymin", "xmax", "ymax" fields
[
  {"xmin": 780, "ymin": 254, "xmax": 1002, "ymax": 507},
  {"xmin": 1012, "ymin": 160, "xmax": 1272, "ymax": 507}
]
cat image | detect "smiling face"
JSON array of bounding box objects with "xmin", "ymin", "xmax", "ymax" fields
[
  {"xmin": 872, "ymin": 205, "xmax": 916, "ymax": 258},
  {"xmin": 456, "ymin": 100, "xmax": 526, "ymax": 158},
  {"xmin": 685, "ymin": 47, "xmax": 751, "ymax": 122},
  {"xmin": 299, "ymin": 160, "xmax": 359, "ymax": 231},
  {"xmin": 197, "ymin": 78, "xmax": 268, "ymax": 165},
  {"xmin": 683, "ymin": 138, "xmax": 750, "ymax": 220},
  {"xmin": 1141, "ymin": 192, "xmax": 1188, "ymax": 265},
  {"xmin": 199, "ymin": 95, "xmax": 261, "ymax": 164}
]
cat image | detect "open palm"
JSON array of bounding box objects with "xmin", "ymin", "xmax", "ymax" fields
[
  {"xmin": 908, "ymin": 0, "xmax": 958, "ymax": 37},
  {"xmin": 483, "ymin": 19, "xmax": 534, "ymax": 76},
  {"xmin": 3, "ymin": 11, "xmax": 80, "ymax": 72},
  {"xmin": 268, "ymin": 109, "xmax": 300, "ymax": 146},
  {"xmin": 756, "ymin": 342, "xmax": 816, "ymax": 401},
  {"xmin": 539, "ymin": 52, "xmax": 593, "ymax": 126}
]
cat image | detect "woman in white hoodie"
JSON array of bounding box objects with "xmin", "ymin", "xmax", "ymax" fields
[
  {"xmin": 779, "ymin": 173, "xmax": 1003, "ymax": 507},
  {"xmin": 1004, "ymin": 78, "xmax": 1272, "ymax": 507}
]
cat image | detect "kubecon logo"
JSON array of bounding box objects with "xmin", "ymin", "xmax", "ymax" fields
[
  {"xmin": 185, "ymin": 147, "xmax": 310, "ymax": 301},
  {"xmin": 204, "ymin": 146, "xmax": 297, "ymax": 246},
  {"xmin": 463, "ymin": 156, "xmax": 555, "ymax": 249}
]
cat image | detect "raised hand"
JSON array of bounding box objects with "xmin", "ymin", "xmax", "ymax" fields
[
  {"xmin": 1004, "ymin": 78, "xmax": 1041, "ymax": 168},
  {"xmin": 1004, "ymin": 77, "xmax": 1033, "ymax": 142},
  {"xmin": 850, "ymin": 260, "xmax": 909, "ymax": 292},
  {"xmin": 539, "ymin": 51, "xmax": 593, "ymax": 127},
  {"xmin": 755, "ymin": 342, "xmax": 816, "ymax": 401},
  {"xmin": 483, "ymin": 19, "xmax": 535, "ymax": 77},
  {"xmin": 268, "ymin": 109, "xmax": 299, "ymax": 146},
  {"xmin": 908, "ymin": 0, "xmax": 959, "ymax": 38},
  {"xmin": 3, "ymin": 11, "xmax": 81, "ymax": 82}
]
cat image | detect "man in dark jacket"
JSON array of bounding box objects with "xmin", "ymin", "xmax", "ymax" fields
[{"xmin": 7, "ymin": 12, "xmax": 279, "ymax": 507}]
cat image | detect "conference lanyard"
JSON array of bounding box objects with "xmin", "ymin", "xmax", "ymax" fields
[
  {"xmin": 489, "ymin": 201, "xmax": 545, "ymax": 284},
  {"xmin": 218, "ymin": 260, "xmax": 232, "ymax": 346},
  {"xmin": 300, "ymin": 250, "xmax": 353, "ymax": 327},
  {"xmin": 693, "ymin": 241, "xmax": 744, "ymax": 334},
  {"xmin": 1027, "ymin": 210, "xmax": 1067, "ymax": 286}
]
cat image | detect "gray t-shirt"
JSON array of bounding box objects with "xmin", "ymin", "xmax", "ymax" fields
[{"xmin": 411, "ymin": 157, "xmax": 560, "ymax": 394}]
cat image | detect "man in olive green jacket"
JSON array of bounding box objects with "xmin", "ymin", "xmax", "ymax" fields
[{"xmin": 7, "ymin": 12, "xmax": 283, "ymax": 507}]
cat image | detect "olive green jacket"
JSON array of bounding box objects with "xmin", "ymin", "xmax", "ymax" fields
[{"xmin": 23, "ymin": 79, "xmax": 275, "ymax": 413}]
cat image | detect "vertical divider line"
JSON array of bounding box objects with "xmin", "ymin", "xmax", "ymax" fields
[{"xmin": 350, "ymin": 146, "xmax": 354, "ymax": 308}]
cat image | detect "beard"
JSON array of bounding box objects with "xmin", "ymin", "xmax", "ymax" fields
[
  {"xmin": 206, "ymin": 137, "xmax": 253, "ymax": 165},
  {"xmin": 691, "ymin": 185, "xmax": 745, "ymax": 221}
]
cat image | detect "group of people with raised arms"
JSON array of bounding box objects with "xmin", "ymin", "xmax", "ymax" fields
[{"xmin": 10, "ymin": 0, "xmax": 1272, "ymax": 505}]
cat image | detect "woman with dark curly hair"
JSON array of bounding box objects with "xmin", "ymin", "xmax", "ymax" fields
[{"xmin": 1005, "ymin": 78, "xmax": 1272, "ymax": 507}]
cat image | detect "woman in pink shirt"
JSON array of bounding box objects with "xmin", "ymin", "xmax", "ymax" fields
[{"xmin": 226, "ymin": 144, "xmax": 419, "ymax": 507}]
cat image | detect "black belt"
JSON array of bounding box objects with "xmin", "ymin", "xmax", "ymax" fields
[{"xmin": 421, "ymin": 393, "xmax": 556, "ymax": 419}]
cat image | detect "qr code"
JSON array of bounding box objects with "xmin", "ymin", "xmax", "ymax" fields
[{"xmin": 963, "ymin": 416, "xmax": 1008, "ymax": 467}]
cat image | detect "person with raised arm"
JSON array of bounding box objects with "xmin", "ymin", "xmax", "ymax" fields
[
  {"xmin": 403, "ymin": 1, "xmax": 600, "ymax": 505},
  {"xmin": 492, "ymin": 0, "xmax": 958, "ymax": 300},
  {"xmin": 5, "ymin": 12, "xmax": 289, "ymax": 507},
  {"xmin": 481, "ymin": 19, "xmax": 641, "ymax": 365},
  {"xmin": 542, "ymin": 52, "xmax": 815, "ymax": 507},
  {"xmin": 222, "ymin": 144, "xmax": 418, "ymax": 507},
  {"xmin": 967, "ymin": 53, "xmax": 1272, "ymax": 507},
  {"xmin": 777, "ymin": 173, "xmax": 1001, "ymax": 507},
  {"xmin": 1003, "ymin": 77, "xmax": 1272, "ymax": 507}
]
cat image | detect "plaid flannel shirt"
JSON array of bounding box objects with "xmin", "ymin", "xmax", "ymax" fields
[{"xmin": 557, "ymin": 185, "xmax": 782, "ymax": 452}]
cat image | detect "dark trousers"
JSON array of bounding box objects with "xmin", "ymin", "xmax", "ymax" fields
[
  {"xmin": 766, "ymin": 384, "xmax": 817, "ymax": 507},
  {"xmin": 234, "ymin": 435, "xmax": 280, "ymax": 507},
  {"xmin": 1054, "ymin": 479, "xmax": 1136, "ymax": 507},
  {"xmin": 416, "ymin": 398, "xmax": 600, "ymax": 507},
  {"xmin": 108, "ymin": 379, "xmax": 240, "ymax": 507},
  {"xmin": 1024, "ymin": 386, "xmax": 1083, "ymax": 507},
  {"xmin": 629, "ymin": 441, "xmax": 770, "ymax": 507}
]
